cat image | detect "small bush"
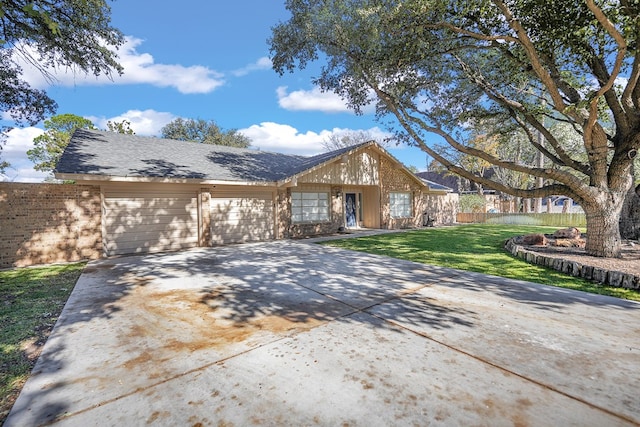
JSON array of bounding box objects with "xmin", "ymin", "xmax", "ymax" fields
[{"xmin": 459, "ymin": 194, "xmax": 486, "ymax": 213}]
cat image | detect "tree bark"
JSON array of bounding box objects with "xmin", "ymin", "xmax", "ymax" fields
[
  {"xmin": 584, "ymin": 196, "xmax": 626, "ymax": 258},
  {"xmin": 620, "ymin": 183, "xmax": 640, "ymax": 240}
]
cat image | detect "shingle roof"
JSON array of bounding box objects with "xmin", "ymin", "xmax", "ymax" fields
[
  {"xmin": 55, "ymin": 129, "xmax": 371, "ymax": 183},
  {"xmin": 415, "ymin": 172, "xmax": 453, "ymax": 192}
]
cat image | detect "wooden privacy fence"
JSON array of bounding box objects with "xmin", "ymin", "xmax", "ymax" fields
[{"xmin": 457, "ymin": 212, "xmax": 587, "ymax": 227}]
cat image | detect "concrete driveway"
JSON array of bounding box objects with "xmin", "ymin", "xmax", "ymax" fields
[{"xmin": 5, "ymin": 240, "xmax": 640, "ymax": 426}]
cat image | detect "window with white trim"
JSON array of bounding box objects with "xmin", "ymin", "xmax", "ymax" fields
[
  {"xmin": 291, "ymin": 192, "xmax": 330, "ymax": 223},
  {"xmin": 389, "ymin": 192, "xmax": 412, "ymax": 218}
]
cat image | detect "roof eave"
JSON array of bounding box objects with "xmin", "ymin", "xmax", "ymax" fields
[{"xmin": 54, "ymin": 173, "xmax": 278, "ymax": 187}]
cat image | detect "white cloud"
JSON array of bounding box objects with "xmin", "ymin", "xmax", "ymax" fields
[
  {"xmin": 87, "ymin": 109, "xmax": 176, "ymax": 136},
  {"xmin": 1, "ymin": 127, "xmax": 48, "ymax": 182},
  {"xmin": 238, "ymin": 122, "xmax": 392, "ymax": 155},
  {"xmin": 232, "ymin": 57, "xmax": 272, "ymax": 77},
  {"xmin": 2, "ymin": 127, "xmax": 43, "ymax": 160},
  {"xmin": 276, "ymin": 86, "xmax": 351, "ymax": 113},
  {"xmin": 277, "ymin": 86, "xmax": 376, "ymax": 114},
  {"xmin": 16, "ymin": 37, "xmax": 225, "ymax": 94}
]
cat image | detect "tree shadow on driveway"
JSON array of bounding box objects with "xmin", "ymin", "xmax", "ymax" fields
[{"xmin": 6, "ymin": 239, "xmax": 640, "ymax": 426}]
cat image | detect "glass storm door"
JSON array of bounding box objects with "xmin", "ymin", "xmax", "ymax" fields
[{"xmin": 345, "ymin": 193, "xmax": 357, "ymax": 227}]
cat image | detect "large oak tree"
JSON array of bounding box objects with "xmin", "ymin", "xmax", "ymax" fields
[{"xmin": 269, "ymin": 0, "xmax": 640, "ymax": 258}]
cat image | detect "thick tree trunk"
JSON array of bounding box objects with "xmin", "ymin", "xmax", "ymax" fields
[
  {"xmin": 620, "ymin": 180, "xmax": 640, "ymax": 240},
  {"xmin": 583, "ymin": 196, "xmax": 625, "ymax": 258}
]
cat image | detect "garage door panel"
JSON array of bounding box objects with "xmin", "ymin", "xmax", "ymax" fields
[
  {"xmin": 104, "ymin": 208, "xmax": 197, "ymax": 222},
  {"xmin": 210, "ymin": 211, "xmax": 271, "ymax": 221},
  {"xmin": 103, "ymin": 190, "xmax": 198, "ymax": 256},
  {"xmin": 103, "ymin": 198, "xmax": 196, "ymax": 207},
  {"xmin": 210, "ymin": 192, "xmax": 274, "ymax": 245},
  {"xmin": 105, "ymin": 225, "xmax": 198, "ymax": 239},
  {"xmin": 103, "ymin": 240, "xmax": 191, "ymax": 255},
  {"xmin": 104, "ymin": 198, "xmax": 196, "ymax": 209}
]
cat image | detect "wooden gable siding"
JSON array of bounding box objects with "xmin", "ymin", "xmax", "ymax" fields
[{"xmin": 298, "ymin": 149, "xmax": 379, "ymax": 186}]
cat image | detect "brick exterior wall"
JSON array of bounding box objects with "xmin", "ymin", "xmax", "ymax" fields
[
  {"xmin": 0, "ymin": 183, "xmax": 102, "ymax": 268},
  {"xmin": 423, "ymin": 193, "xmax": 459, "ymax": 225},
  {"xmin": 379, "ymin": 158, "xmax": 425, "ymax": 229}
]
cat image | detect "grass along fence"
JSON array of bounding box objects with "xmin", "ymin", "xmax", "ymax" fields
[{"xmin": 457, "ymin": 212, "xmax": 587, "ymax": 227}]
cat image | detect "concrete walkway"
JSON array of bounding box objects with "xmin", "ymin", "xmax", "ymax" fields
[{"xmin": 5, "ymin": 240, "xmax": 640, "ymax": 426}]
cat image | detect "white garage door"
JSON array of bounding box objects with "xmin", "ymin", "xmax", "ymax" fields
[
  {"xmin": 103, "ymin": 189, "xmax": 199, "ymax": 256},
  {"xmin": 210, "ymin": 191, "xmax": 274, "ymax": 245}
]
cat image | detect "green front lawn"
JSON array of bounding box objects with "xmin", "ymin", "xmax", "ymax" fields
[
  {"xmin": 321, "ymin": 224, "xmax": 639, "ymax": 301},
  {"xmin": 0, "ymin": 262, "xmax": 85, "ymax": 423}
]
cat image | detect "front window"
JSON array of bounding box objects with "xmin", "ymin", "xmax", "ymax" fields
[
  {"xmin": 390, "ymin": 192, "xmax": 412, "ymax": 218},
  {"xmin": 291, "ymin": 192, "xmax": 330, "ymax": 223}
]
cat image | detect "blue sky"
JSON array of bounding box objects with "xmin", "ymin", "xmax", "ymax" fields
[{"xmin": 2, "ymin": 1, "xmax": 431, "ymax": 182}]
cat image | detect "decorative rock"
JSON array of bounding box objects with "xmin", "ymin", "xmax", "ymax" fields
[
  {"xmin": 503, "ymin": 236, "xmax": 640, "ymax": 290},
  {"xmin": 592, "ymin": 268, "xmax": 608, "ymax": 284},
  {"xmin": 621, "ymin": 274, "xmax": 639, "ymax": 290},
  {"xmin": 510, "ymin": 244, "xmax": 520, "ymax": 256},
  {"xmin": 553, "ymin": 227, "xmax": 581, "ymax": 239},
  {"xmin": 521, "ymin": 233, "xmax": 547, "ymax": 246},
  {"xmin": 553, "ymin": 258, "xmax": 564, "ymax": 270},
  {"xmin": 570, "ymin": 262, "xmax": 582, "ymax": 277},
  {"xmin": 554, "ymin": 238, "xmax": 586, "ymax": 248},
  {"xmin": 608, "ymin": 271, "xmax": 624, "ymax": 287},
  {"xmin": 581, "ymin": 265, "xmax": 593, "ymax": 281}
]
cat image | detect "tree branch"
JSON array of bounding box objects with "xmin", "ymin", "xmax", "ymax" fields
[
  {"xmin": 491, "ymin": 0, "xmax": 569, "ymax": 116},
  {"xmin": 584, "ymin": 0, "xmax": 628, "ymax": 143},
  {"xmin": 455, "ymin": 56, "xmax": 591, "ymax": 175}
]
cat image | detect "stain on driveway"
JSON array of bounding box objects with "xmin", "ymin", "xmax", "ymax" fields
[{"xmin": 5, "ymin": 240, "xmax": 640, "ymax": 426}]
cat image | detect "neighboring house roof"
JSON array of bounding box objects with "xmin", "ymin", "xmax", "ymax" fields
[
  {"xmin": 416, "ymin": 171, "xmax": 460, "ymax": 192},
  {"xmin": 55, "ymin": 129, "xmax": 423, "ymax": 187},
  {"xmin": 416, "ymin": 171, "xmax": 495, "ymax": 194},
  {"xmin": 416, "ymin": 176, "xmax": 452, "ymax": 192}
]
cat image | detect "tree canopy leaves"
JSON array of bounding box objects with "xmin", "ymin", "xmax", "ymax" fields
[
  {"xmin": 0, "ymin": 0, "xmax": 124, "ymax": 161},
  {"xmin": 160, "ymin": 118, "xmax": 251, "ymax": 148},
  {"xmin": 26, "ymin": 115, "xmax": 136, "ymax": 175},
  {"xmin": 27, "ymin": 114, "xmax": 96, "ymax": 173}
]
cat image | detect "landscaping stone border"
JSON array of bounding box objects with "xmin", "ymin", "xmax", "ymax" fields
[{"xmin": 504, "ymin": 237, "xmax": 640, "ymax": 290}]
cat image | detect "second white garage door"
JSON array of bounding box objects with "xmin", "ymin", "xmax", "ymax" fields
[{"xmin": 210, "ymin": 190, "xmax": 275, "ymax": 245}]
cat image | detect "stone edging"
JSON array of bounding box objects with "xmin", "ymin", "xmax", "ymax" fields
[{"xmin": 504, "ymin": 238, "xmax": 640, "ymax": 290}]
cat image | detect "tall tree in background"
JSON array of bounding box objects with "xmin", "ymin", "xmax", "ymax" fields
[
  {"xmin": 27, "ymin": 115, "xmax": 135, "ymax": 175},
  {"xmin": 0, "ymin": 0, "xmax": 124, "ymax": 166},
  {"xmin": 270, "ymin": 0, "xmax": 640, "ymax": 257},
  {"xmin": 321, "ymin": 130, "xmax": 387, "ymax": 151},
  {"xmin": 27, "ymin": 114, "xmax": 95, "ymax": 173},
  {"xmin": 160, "ymin": 118, "xmax": 251, "ymax": 148},
  {"xmin": 106, "ymin": 119, "xmax": 135, "ymax": 135}
]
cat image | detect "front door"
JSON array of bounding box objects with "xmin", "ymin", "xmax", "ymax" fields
[{"xmin": 345, "ymin": 193, "xmax": 357, "ymax": 228}]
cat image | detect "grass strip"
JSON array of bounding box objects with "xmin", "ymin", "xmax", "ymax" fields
[
  {"xmin": 321, "ymin": 224, "xmax": 639, "ymax": 301},
  {"xmin": 0, "ymin": 262, "xmax": 85, "ymax": 423}
]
